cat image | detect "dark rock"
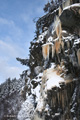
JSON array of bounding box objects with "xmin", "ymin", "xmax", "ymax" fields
[{"xmin": 60, "ymin": 4, "xmax": 80, "ymax": 32}]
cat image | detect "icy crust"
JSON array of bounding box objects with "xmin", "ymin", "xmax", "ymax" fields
[{"xmin": 63, "ymin": 3, "xmax": 80, "ymax": 10}]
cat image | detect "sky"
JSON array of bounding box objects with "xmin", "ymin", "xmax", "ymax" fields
[{"xmin": 0, "ymin": 0, "xmax": 48, "ymax": 84}]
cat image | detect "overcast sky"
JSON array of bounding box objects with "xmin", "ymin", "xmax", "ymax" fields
[{"xmin": 0, "ymin": 0, "xmax": 48, "ymax": 84}]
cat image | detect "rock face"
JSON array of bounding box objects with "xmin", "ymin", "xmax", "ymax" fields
[
  {"xmin": 33, "ymin": 1, "xmax": 80, "ymax": 120},
  {"xmin": 0, "ymin": 1, "xmax": 80, "ymax": 120},
  {"xmin": 60, "ymin": 3, "xmax": 80, "ymax": 35},
  {"xmin": 60, "ymin": 4, "xmax": 80, "ymax": 27}
]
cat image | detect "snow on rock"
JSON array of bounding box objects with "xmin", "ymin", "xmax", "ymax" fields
[
  {"xmin": 42, "ymin": 42, "xmax": 53, "ymax": 47},
  {"xmin": 63, "ymin": 35, "xmax": 74, "ymax": 41},
  {"xmin": 47, "ymin": 36, "xmax": 53, "ymax": 42},
  {"xmin": 45, "ymin": 69, "xmax": 64, "ymax": 90},
  {"xmin": 73, "ymin": 117, "xmax": 77, "ymax": 120},
  {"xmin": 44, "ymin": 104, "xmax": 50, "ymax": 112},
  {"xmin": 17, "ymin": 95, "xmax": 34, "ymax": 120},
  {"xmin": 63, "ymin": 3, "xmax": 80, "ymax": 11},
  {"xmin": 50, "ymin": 63, "xmax": 56, "ymax": 68},
  {"xmin": 62, "ymin": 30, "xmax": 69, "ymax": 37},
  {"xmin": 36, "ymin": 97, "xmax": 44, "ymax": 112},
  {"xmin": 37, "ymin": 30, "xmax": 49, "ymax": 43},
  {"xmin": 74, "ymin": 38, "xmax": 80, "ymax": 45},
  {"xmin": 31, "ymin": 84, "xmax": 41, "ymax": 102},
  {"xmin": 35, "ymin": 63, "xmax": 65, "ymax": 114},
  {"xmin": 32, "ymin": 72, "xmax": 43, "ymax": 82},
  {"xmin": 31, "ymin": 72, "xmax": 43, "ymax": 103}
]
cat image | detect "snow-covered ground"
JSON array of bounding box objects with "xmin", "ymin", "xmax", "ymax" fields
[{"xmin": 17, "ymin": 95, "xmax": 34, "ymax": 120}]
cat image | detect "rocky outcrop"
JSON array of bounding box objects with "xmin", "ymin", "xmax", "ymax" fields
[
  {"xmin": 0, "ymin": 1, "xmax": 80, "ymax": 120},
  {"xmin": 60, "ymin": 3, "xmax": 80, "ymax": 35},
  {"xmin": 33, "ymin": 1, "xmax": 80, "ymax": 120}
]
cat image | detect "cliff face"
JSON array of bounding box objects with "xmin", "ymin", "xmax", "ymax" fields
[
  {"xmin": 33, "ymin": 1, "xmax": 80, "ymax": 120},
  {"xmin": 0, "ymin": 1, "xmax": 80, "ymax": 120}
]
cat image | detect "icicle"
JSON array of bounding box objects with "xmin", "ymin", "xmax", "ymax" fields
[
  {"xmin": 59, "ymin": 22, "xmax": 62, "ymax": 43},
  {"xmin": 54, "ymin": 16, "xmax": 59, "ymax": 37},
  {"xmin": 42, "ymin": 44, "xmax": 50, "ymax": 60},
  {"xmin": 55, "ymin": 22, "xmax": 62, "ymax": 42},
  {"xmin": 54, "ymin": 15, "xmax": 62, "ymax": 43},
  {"xmin": 42, "ymin": 43, "xmax": 53, "ymax": 60},
  {"xmin": 61, "ymin": 40, "xmax": 64, "ymax": 50},
  {"xmin": 54, "ymin": 16, "xmax": 59, "ymax": 27},
  {"xmin": 54, "ymin": 41, "xmax": 61, "ymax": 63},
  {"xmin": 55, "ymin": 41, "xmax": 61, "ymax": 54},
  {"xmin": 56, "ymin": 25, "xmax": 59, "ymax": 38},
  {"xmin": 59, "ymin": 6, "xmax": 62, "ymax": 16},
  {"xmin": 77, "ymin": 49, "xmax": 80, "ymax": 66},
  {"xmin": 52, "ymin": 44, "xmax": 55, "ymax": 58}
]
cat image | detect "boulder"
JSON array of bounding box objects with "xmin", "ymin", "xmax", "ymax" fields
[{"xmin": 60, "ymin": 4, "xmax": 80, "ymax": 29}]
